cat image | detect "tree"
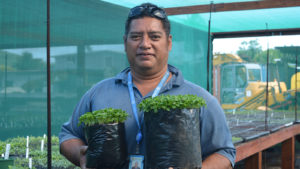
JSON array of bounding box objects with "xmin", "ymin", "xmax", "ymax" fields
[
  {"xmin": 14, "ymin": 52, "xmax": 45, "ymax": 71},
  {"xmin": 237, "ymin": 39, "xmax": 262, "ymax": 62},
  {"xmin": 253, "ymin": 49, "xmax": 284, "ymax": 64}
]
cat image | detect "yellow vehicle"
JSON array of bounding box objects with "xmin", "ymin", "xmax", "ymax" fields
[{"xmin": 213, "ymin": 53, "xmax": 297, "ymax": 111}]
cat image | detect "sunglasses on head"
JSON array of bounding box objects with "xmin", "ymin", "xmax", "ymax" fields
[{"xmin": 128, "ymin": 5, "xmax": 167, "ymax": 19}]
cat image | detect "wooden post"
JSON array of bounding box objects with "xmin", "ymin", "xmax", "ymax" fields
[
  {"xmin": 245, "ymin": 152, "xmax": 262, "ymax": 169},
  {"xmin": 282, "ymin": 137, "xmax": 295, "ymax": 169}
]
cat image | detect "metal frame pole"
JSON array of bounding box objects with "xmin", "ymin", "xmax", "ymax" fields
[
  {"xmin": 206, "ymin": 2, "xmax": 213, "ymax": 91},
  {"xmin": 295, "ymin": 48, "xmax": 298, "ymax": 122},
  {"xmin": 265, "ymin": 23, "xmax": 269, "ymax": 130},
  {"xmin": 46, "ymin": 0, "xmax": 52, "ymax": 168}
]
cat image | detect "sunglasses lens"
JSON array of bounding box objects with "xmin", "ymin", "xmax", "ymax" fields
[
  {"xmin": 129, "ymin": 6, "xmax": 143, "ymax": 17},
  {"xmin": 152, "ymin": 10, "xmax": 165, "ymax": 19}
]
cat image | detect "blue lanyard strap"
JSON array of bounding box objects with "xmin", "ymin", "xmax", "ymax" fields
[
  {"xmin": 127, "ymin": 70, "xmax": 170, "ymax": 145},
  {"xmin": 151, "ymin": 71, "xmax": 170, "ymax": 98}
]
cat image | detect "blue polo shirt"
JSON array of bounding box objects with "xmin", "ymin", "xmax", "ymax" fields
[{"xmin": 59, "ymin": 65, "xmax": 236, "ymax": 167}]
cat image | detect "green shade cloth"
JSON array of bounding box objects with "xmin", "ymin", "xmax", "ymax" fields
[{"xmin": 0, "ymin": 0, "xmax": 208, "ymax": 139}]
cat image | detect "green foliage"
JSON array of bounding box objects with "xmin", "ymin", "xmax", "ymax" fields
[
  {"xmin": 79, "ymin": 108, "xmax": 129, "ymax": 126},
  {"xmin": 237, "ymin": 40, "xmax": 262, "ymax": 62},
  {"xmin": 0, "ymin": 65, "xmax": 15, "ymax": 71},
  {"xmin": 0, "ymin": 136, "xmax": 60, "ymax": 156},
  {"xmin": 44, "ymin": 135, "xmax": 59, "ymax": 146},
  {"xmin": 232, "ymin": 137, "xmax": 243, "ymax": 144},
  {"xmin": 2, "ymin": 137, "xmax": 27, "ymax": 155},
  {"xmin": 253, "ymin": 49, "xmax": 284, "ymax": 64},
  {"xmin": 1, "ymin": 136, "xmax": 80, "ymax": 169},
  {"xmin": 236, "ymin": 39, "xmax": 292, "ymax": 65},
  {"xmin": 14, "ymin": 52, "xmax": 45, "ymax": 71},
  {"xmin": 0, "ymin": 50, "xmax": 19, "ymax": 72},
  {"xmin": 138, "ymin": 95, "xmax": 206, "ymax": 113},
  {"xmin": 22, "ymin": 79, "xmax": 45, "ymax": 93},
  {"xmin": 8, "ymin": 149, "xmax": 79, "ymax": 169},
  {"xmin": 0, "ymin": 141, "xmax": 5, "ymax": 154}
]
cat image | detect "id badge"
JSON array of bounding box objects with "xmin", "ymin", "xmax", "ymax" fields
[{"xmin": 129, "ymin": 155, "xmax": 144, "ymax": 169}]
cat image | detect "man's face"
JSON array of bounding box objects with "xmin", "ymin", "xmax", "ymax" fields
[{"xmin": 124, "ymin": 17, "xmax": 172, "ymax": 73}]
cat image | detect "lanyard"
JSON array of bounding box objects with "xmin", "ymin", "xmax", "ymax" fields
[{"xmin": 127, "ymin": 70, "xmax": 170, "ymax": 145}]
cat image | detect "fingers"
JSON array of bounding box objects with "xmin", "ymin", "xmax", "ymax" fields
[
  {"xmin": 79, "ymin": 146, "xmax": 88, "ymax": 169},
  {"xmin": 80, "ymin": 145, "xmax": 88, "ymax": 155}
]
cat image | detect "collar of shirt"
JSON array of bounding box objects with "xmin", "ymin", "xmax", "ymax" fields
[{"xmin": 114, "ymin": 64, "xmax": 184, "ymax": 88}]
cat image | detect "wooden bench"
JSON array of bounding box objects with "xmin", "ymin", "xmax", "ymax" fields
[{"xmin": 235, "ymin": 124, "xmax": 300, "ymax": 169}]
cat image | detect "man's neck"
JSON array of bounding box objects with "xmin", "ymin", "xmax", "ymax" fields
[{"xmin": 130, "ymin": 66, "xmax": 171, "ymax": 97}]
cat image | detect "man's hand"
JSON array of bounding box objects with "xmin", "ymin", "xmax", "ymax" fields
[
  {"xmin": 79, "ymin": 146, "xmax": 88, "ymax": 169},
  {"xmin": 60, "ymin": 139, "xmax": 94, "ymax": 169},
  {"xmin": 79, "ymin": 146, "xmax": 97, "ymax": 169},
  {"xmin": 202, "ymin": 153, "xmax": 232, "ymax": 169}
]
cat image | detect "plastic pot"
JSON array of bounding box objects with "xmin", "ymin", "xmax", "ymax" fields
[
  {"xmin": 84, "ymin": 123, "xmax": 127, "ymax": 169},
  {"xmin": 144, "ymin": 108, "xmax": 202, "ymax": 169},
  {"xmin": 0, "ymin": 158, "xmax": 14, "ymax": 169}
]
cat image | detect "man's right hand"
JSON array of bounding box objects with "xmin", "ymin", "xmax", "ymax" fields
[
  {"xmin": 79, "ymin": 146, "xmax": 87, "ymax": 169},
  {"xmin": 79, "ymin": 145, "xmax": 91, "ymax": 169},
  {"xmin": 60, "ymin": 139, "xmax": 95, "ymax": 169}
]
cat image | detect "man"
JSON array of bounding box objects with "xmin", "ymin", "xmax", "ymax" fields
[
  {"xmin": 132, "ymin": 162, "xmax": 140, "ymax": 169},
  {"xmin": 59, "ymin": 3, "xmax": 236, "ymax": 169}
]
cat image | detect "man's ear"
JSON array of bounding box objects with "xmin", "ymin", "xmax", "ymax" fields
[
  {"xmin": 168, "ymin": 34, "xmax": 172, "ymax": 51},
  {"xmin": 123, "ymin": 35, "xmax": 127, "ymax": 42},
  {"xmin": 123, "ymin": 35, "xmax": 127, "ymax": 51}
]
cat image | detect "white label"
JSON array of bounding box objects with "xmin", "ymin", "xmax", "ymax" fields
[
  {"xmin": 246, "ymin": 90, "xmax": 252, "ymax": 97},
  {"xmin": 26, "ymin": 136, "xmax": 29, "ymax": 148},
  {"xmin": 4, "ymin": 144, "xmax": 10, "ymax": 160},
  {"xmin": 43, "ymin": 134, "xmax": 46, "ymax": 139},
  {"xmin": 29, "ymin": 158, "xmax": 32, "ymax": 169},
  {"xmin": 41, "ymin": 140, "xmax": 44, "ymax": 152},
  {"xmin": 26, "ymin": 147, "xmax": 29, "ymax": 159}
]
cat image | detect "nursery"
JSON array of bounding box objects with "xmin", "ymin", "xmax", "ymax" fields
[{"xmin": 1, "ymin": 0, "xmax": 300, "ymax": 169}]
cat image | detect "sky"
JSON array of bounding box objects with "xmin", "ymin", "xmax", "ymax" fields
[{"xmin": 213, "ymin": 35, "xmax": 300, "ymax": 54}]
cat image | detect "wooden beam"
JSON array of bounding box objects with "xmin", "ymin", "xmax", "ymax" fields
[
  {"xmin": 235, "ymin": 124, "xmax": 300, "ymax": 162},
  {"xmin": 282, "ymin": 137, "xmax": 295, "ymax": 169},
  {"xmin": 212, "ymin": 28, "xmax": 300, "ymax": 38},
  {"xmin": 245, "ymin": 152, "xmax": 262, "ymax": 169},
  {"xmin": 165, "ymin": 0, "xmax": 300, "ymax": 15}
]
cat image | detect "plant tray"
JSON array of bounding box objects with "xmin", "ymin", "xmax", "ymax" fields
[{"xmin": 0, "ymin": 159, "xmax": 14, "ymax": 169}]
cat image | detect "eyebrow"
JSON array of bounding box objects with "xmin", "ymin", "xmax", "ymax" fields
[
  {"xmin": 129, "ymin": 31, "xmax": 163, "ymax": 35},
  {"xmin": 149, "ymin": 31, "xmax": 163, "ymax": 35}
]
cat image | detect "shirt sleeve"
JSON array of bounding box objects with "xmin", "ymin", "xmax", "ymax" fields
[
  {"xmin": 200, "ymin": 96, "xmax": 236, "ymax": 167},
  {"xmin": 59, "ymin": 91, "xmax": 91, "ymax": 145}
]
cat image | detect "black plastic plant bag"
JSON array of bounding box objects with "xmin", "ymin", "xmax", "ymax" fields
[
  {"xmin": 84, "ymin": 123, "xmax": 127, "ymax": 169},
  {"xmin": 144, "ymin": 108, "xmax": 202, "ymax": 169}
]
